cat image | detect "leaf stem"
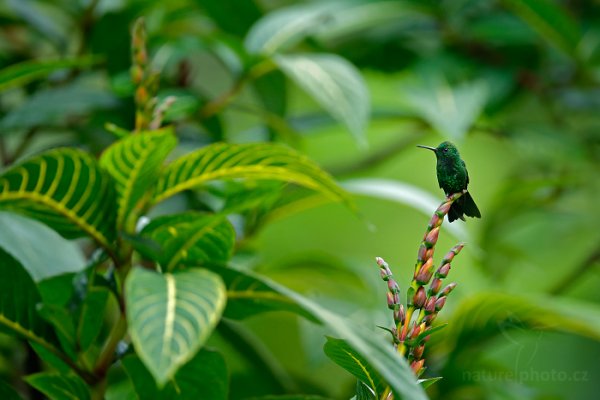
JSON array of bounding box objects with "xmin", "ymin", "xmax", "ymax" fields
[{"xmin": 93, "ymin": 313, "xmax": 127, "ymax": 378}]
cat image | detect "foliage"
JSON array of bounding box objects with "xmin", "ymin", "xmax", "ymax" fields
[{"xmin": 0, "ymin": 1, "xmax": 599, "ymax": 399}]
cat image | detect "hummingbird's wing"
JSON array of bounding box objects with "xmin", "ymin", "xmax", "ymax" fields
[{"xmin": 462, "ymin": 160, "xmax": 470, "ymax": 186}]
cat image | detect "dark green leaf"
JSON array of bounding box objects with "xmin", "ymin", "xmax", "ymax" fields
[
  {"xmin": 125, "ymin": 267, "xmax": 227, "ymax": 386},
  {"xmin": 324, "ymin": 337, "xmax": 386, "ymax": 398},
  {"xmin": 123, "ymin": 348, "xmax": 228, "ymax": 400},
  {"xmin": 77, "ymin": 288, "xmax": 109, "ymax": 351},
  {"xmin": 196, "ymin": 0, "xmax": 262, "ymax": 37},
  {"xmin": 418, "ymin": 377, "xmax": 442, "ymax": 389},
  {"xmin": 37, "ymin": 304, "xmax": 77, "ymax": 359},
  {"xmin": 0, "ymin": 380, "xmax": 24, "ymax": 400},
  {"xmin": 0, "ymin": 249, "xmax": 58, "ymax": 347},
  {"xmin": 503, "ymin": 0, "xmax": 580, "ymax": 56},
  {"xmin": 25, "ymin": 373, "xmax": 90, "ymax": 400},
  {"xmin": 141, "ymin": 212, "xmax": 235, "ymax": 271}
]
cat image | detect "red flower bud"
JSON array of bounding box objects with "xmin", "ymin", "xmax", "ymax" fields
[
  {"xmin": 417, "ymin": 244, "xmax": 427, "ymax": 262},
  {"xmin": 386, "ymin": 292, "xmax": 396, "ymax": 309},
  {"xmin": 394, "ymin": 304, "xmax": 405, "ymax": 325},
  {"xmin": 412, "ymin": 344, "xmax": 425, "ymax": 359},
  {"xmin": 388, "ymin": 279, "xmax": 400, "ymax": 293}
]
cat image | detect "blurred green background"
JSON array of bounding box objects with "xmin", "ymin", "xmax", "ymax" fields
[{"xmin": 1, "ymin": 0, "xmax": 599, "ymax": 399}]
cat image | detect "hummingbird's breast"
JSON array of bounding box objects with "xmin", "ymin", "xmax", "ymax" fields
[{"xmin": 436, "ymin": 157, "xmax": 467, "ymax": 194}]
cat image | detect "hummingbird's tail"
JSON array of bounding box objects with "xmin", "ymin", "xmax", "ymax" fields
[{"xmin": 448, "ymin": 191, "xmax": 481, "ymax": 222}]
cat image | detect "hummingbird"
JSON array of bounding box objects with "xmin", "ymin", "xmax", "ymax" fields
[{"xmin": 417, "ymin": 141, "xmax": 481, "ymax": 222}]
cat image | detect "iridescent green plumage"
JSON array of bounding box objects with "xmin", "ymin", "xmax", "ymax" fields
[{"xmin": 418, "ymin": 141, "xmax": 481, "ymax": 222}]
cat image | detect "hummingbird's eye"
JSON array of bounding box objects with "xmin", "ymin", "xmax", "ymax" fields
[{"xmin": 443, "ymin": 148, "xmax": 448, "ymax": 153}]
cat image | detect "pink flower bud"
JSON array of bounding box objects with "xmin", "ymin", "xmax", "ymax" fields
[
  {"xmin": 437, "ymin": 201, "xmax": 452, "ymax": 215},
  {"xmin": 413, "ymin": 287, "xmax": 426, "ymax": 308},
  {"xmin": 440, "ymin": 282, "xmax": 457, "ymax": 297},
  {"xmin": 386, "ymin": 292, "xmax": 396, "ymax": 309},
  {"xmin": 425, "ymin": 297, "xmax": 436, "ymax": 314},
  {"xmin": 388, "ymin": 279, "xmax": 399, "ymax": 293},
  {"xmin": 436, "ymin": 263, "xmax": 451, "ymax": 278},
  {"xmin": 429, "ymin": 278, "xmax": 442, "ymax": 295},
  {"xmin": 435, "ymin": 296, "xmax": 447, "ymax": 311},
  {"xmin": 424, "ymin": 227, "xmax": 440, "ymax": 247},
  {"xmin": 415, "ymin": 258, "xmax": 434, "ymax": 285},
  {"xmin": 375, "ymin": 257, "xmax": 386, "ymax": 267},
  {"xmin": 423, "ymin": 313, "xmax": 437, "ymax": 325},
  {"xmin": 417, "ymin": 244, "xmax": 427, "ymax": 262}
]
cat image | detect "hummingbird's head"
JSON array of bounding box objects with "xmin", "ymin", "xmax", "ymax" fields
[{"xmin": 417, "ymin": 141, "xmax": 460, "ymax": 159}]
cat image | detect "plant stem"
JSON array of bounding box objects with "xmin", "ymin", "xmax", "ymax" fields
[{"xmin": 93, "ymin": 314, "xmax": 127, "ymax": 378}]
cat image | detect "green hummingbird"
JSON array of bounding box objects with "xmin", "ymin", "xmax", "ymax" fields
[{"xmin": 417, "ymin": 141, "xmax": 481, "ymax": 222}]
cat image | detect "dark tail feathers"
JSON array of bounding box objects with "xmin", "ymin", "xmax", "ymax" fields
[{"xmin": 448, "ymin": 191, "xmax": 481, "ymax": 222}]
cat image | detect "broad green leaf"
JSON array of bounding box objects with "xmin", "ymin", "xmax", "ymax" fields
[
  {"xmin": 0, "ymin": 77, "xmax": 117, "ymax": 132},
  {"xmin": 140, "ymin": 212, "xmax": 235, "ymax": 271},
  {"xmin": 0, "ymin": 148, "xmax": 118, "ymax": 249},
  {"xmin": 275, "ymin": 54, "xmax": 369, "ymax": 145},
  {"xmin": 25, "ymin": 373, "xmax": 90, "ymax": 400},
  {"xmin": 0, "ymin": 56, "xmax": 100, "ymax": 92},
  {"xmin": 342, "ymin": 178, "xmax": 469, "ymax": 242},
  {"xmin": 245, "ymin": 2, "xmax": 341, "ymax": 55},
  {"xmin": 122, "ymin": 349, "xmax": 228, "ymax": 400},
  {"xmin": 125, "ymin": 268, "xmax": 227, "ymax": 386},
  {"xmin": 444, "ymin": 292, "xmax": 600, "ymax": 355},
  {"xmin": 324, "ymin": 337, "xmax": 386, "ymax": 397},
  {"xmin": 77, "ymin": 288, "xmax": 109, "ymax": 351},
  {"xmin": 100, "ymin": 129, "xmax": 177, "ymax": 232},
  {"xmin": 0, "ymin": 212, "xmax": 85, "ymax": 281},
  {"xmin": 207, "ymin": 266, "xmax": 427, "ymax": 400},
  {"xmin": 152, "ymin": 142, "xmax": 351, "ymax": 208},
  {"xmin": 355, "ymin": 380, "xmax": 376, "ymax": 400},
  {"xmin": 504, "ymin": 0, "xmax": 580, "ymax": 56}
]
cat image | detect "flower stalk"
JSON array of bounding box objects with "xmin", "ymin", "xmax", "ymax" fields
[{"xmin": 376, "ymin": 192, "xmax": 465, "ymax": 381}]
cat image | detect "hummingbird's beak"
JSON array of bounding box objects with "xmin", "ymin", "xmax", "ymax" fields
[{"xmin": 417, "ymin": 145, "xmax": 436, "ymax": 152}]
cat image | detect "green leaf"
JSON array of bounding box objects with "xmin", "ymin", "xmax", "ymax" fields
[
  {"xmin": 444, "ymin": 292, "xmax": 600, "ymax": 355},
  {"xmin": 123, "ymin": 349, "xmax": 228, "ymax": 400},
  {"xmin": 37, "ymin": 304, "xmax": 77, "ymax": 359},
  {"xmin": 324, "ymin": 337, "xmax": 386, "ymax": 398},
  {"xmin": 195, "ymin": 0, "xmax": 262, "ymax": 37},
  {"xmin": 275, "ymin": 54, "xmax": 369, "ymax": 145},
  {"xmin": 125, "ymin": 268, "xmax": 227, "ymax": 386},
  {"xmin": 0, "ymin": 249, "xmax": 58, "ymax": 347},
  {"xmin": 0, "ymin": 56, "xmax": 100, "ymax": 92},
  {"xmin": 25, "ymin": 373, "xmax": 90, "ymax": 400},
  {"xmin": 140, "ymin": 212, "xmax": 235, "ymax": 271},
  {"xmin": 503, "ymin": 0, "xmax": 580, "ymax": 56},
  {"xmin": 0, "ymin": 148, "xmax": 118, "ymax": 250},
  {"xmin": 355, "ymin": 380, "xmax": 376, "ymax": 400},
  {"xmin": 207, "ymin": 266, "xmax": 427, "ymax": 400},
  {"xmin": 0, "ymin": 77, "xmax": 117, "ymax": 132},
  {"xmin": 100, "ymin": 128, "xmax": 177, "ymax": 232},
  {"xmin": 205, "ymin": 265, "xmax": 317, "ymax": 322},
  {"xmin": 77, "ymin": 288, "xmax": 109, "ymax": 351},
  {"xmin": 418, "ymin": 377, "xmax": 442, "ymax": 389},
  {"xmin": 245, "ymin": 2, "xmax": 341, "ymax": 55},
  {"xmin": 399, "ymin": 75, "xmax": 487, "ymax": 141},
  {"xmin": 152, "ymin": 142, "xmax": 351, "ymax": 208},
  {"xmin": 0, "ymin": 212, "xmax": 85, "ymax": 281}
]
